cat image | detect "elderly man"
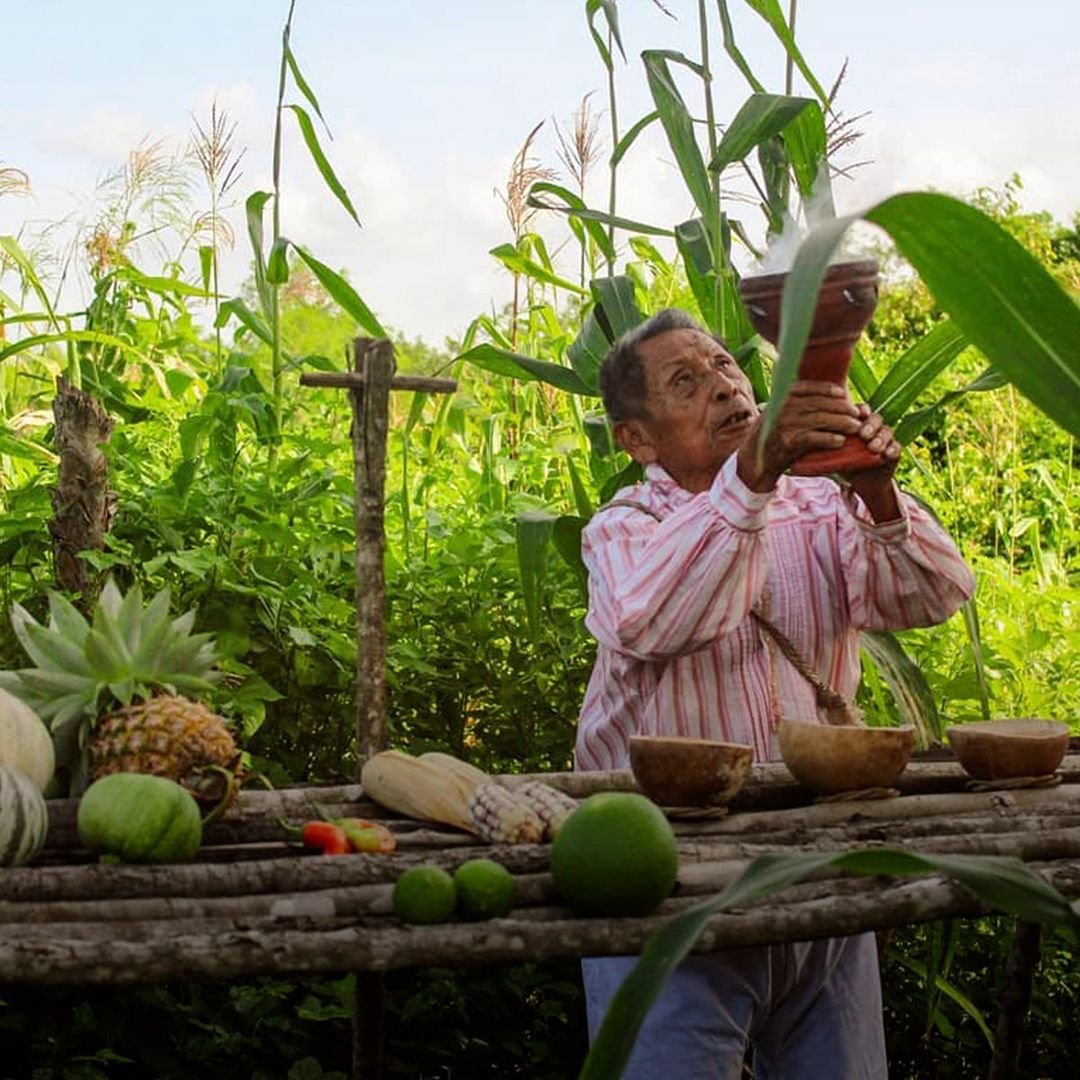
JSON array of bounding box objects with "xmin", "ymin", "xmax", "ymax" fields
[{"xmin": 576, "ymin": 309, "xmax": 975, "ymax": 1079}]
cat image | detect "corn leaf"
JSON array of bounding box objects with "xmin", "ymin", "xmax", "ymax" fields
[
  {"xmin": 869, "ymin": 319, "xmax": 969, "ymax": 423},
  {"xmin": 895, "ymin": 951, "xmax": 995, "ymax": 1049},
  {"xmin": 708, "ymin": 93, "xmax": 818, "ymax": 175},
  {"xmin": 860, "ymin": 629, "xmax": 942, "ymax": 747},
  {"xmin": 245, "ymin": 190, "xmax": 273, "ymax": 318},
  {"xmin": 289, "ymin": 244, "xmax": 386, "ymax": 338},
  {"xmin": 581, "ymin": 847, "xmax": 1079, "ymax": 1079},
  {"xmin": 216, "ymin": 298, "xmax": 273, "ymax": 347},
  {"xmin": 526, "ymin": 182, "xmax": 617, "ymax": 261},
  {"xmin": 611, "ymin": 110, "xmax": 660, "ymax": 168},
  {"xmin": 516, "ymin": 511, "xmax": 556, "ymax": 639},
  {"xmin": 894, "ymin": 366, "xmax": 1007, "ymax": 446},
  {"xmin": 285, "ymin": 45, "xmax": 331, "ymax": 134},
  {"xmin": 458, "ymin": 343, "xmax": 595, "ymax": 396},
  {"xmin": 526, "ymin": 189, "xmax": 674, "ymax": 238},
  {"xmin": 739, "ymin": 0, "xmax": 831, "ymax": 107},
  {"xmin": 590, "ymin": 275, "xmax": 644, "ymax": 341},
  {"xmin": 0, "ymin": 330, "xmax": 142, "ymax": 366},
  {"xmin": 284, "ymin": 104, "xmax": 360, "ymax": 227},
  {"xmin": 489, "ymin": 243, "xmax": 588, "ymax": 296},
  {"xmin": 0, "ymin": 235, "xmax": 61, "ymax": 332},
  {"xmin": 716, "ymin": 0, "xmax": 766, "ymax": 93},
  {"xmin": 642, "ymin": 50, "xmax": 714, "ymax": 224},
  {"xmin": 848, "ymin": 346, "xmax": 878, "ymax": 401},
  {"xmin": 586, "ymin": 0, "xmax": 625, "ymax": 71}
]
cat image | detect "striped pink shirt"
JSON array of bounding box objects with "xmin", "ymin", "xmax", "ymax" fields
[{"xmin": 575, "ymin": 453, "xmax": 976, "ymax": 769}]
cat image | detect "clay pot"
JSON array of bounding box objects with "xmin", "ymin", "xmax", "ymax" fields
[
  {"xmin": 778, "ymin": 719, "xmax": 914, "ymax": 795},
  {"xmin": 629, "ymin": 735, "xmax": 753, "ymax": 807},
  {"xmin": 947, "ymin": 719, "xmax": 1069, "ymax": 780},
  {"xmin": 738, "ymin": 258, "xmax": 881, "ymax": 476}
]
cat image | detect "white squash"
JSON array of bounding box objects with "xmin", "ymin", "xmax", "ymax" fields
[
  {"xmin": 0, "ymin": 686, "xmax": 55, "ymax": 793},
  {"xmin": 0, "ymin": 762, "xmax": 49, "ymax": 866}
]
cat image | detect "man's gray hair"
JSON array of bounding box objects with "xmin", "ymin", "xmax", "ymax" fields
[{"xmin": 598, "ymin": 308, "xmax": 728, "ymax": 422}]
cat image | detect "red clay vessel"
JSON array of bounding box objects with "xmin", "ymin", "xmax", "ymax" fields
[{"xmin": 739, "ymin": 258, "xmax": 882, "ymax": 476}]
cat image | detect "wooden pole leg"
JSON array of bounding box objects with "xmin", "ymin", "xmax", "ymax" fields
[
  {"xmin": 300, "ymin": 336, "xmax": 454, "ymax": 1080},
  {"xmin": 353, "ymin": 970, "xmax": 385, "ymax": 1079},
  {"xmin": 988, "ymin": 919, "xmax": 1042, "ymax": 1080}
]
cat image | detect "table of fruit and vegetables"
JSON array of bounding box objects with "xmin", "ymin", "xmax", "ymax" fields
[{"xmin": 3, "ymin": 744, "xmax": 1080, "ymax": 987}]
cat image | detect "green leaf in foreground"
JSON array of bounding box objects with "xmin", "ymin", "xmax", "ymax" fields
[
  {"xmin": 759, "ymin": 192, "xmax": 1080, "ymax": 458},
  {"xmin": 580, "ymin": 847, "xmax": 1080, "ymax": 1079}
]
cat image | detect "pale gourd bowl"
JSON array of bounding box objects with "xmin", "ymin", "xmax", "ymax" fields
[
  {"xmin": 947, "ymin": 719, "xmax": 1069, "ymax": 780},
  {"xmin": 778, "ymin": 720, "xmax": 915, "ymax": 795},
  {"xmin": 629, "ymin": 735, "xmax": 753, "ymax": 808}
]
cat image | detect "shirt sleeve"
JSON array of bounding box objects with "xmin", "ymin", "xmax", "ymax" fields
[
  {"xmin": 838, "ymin": 484, "xmax": 976, "ymax": 630},
  {"xmin": 583, "ymin": 454, "xmax": 773, "ymax": 660}
]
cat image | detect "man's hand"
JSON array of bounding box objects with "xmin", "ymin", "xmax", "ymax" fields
[
  {"xmin": 840, "ymin": 404, "xmax": 903, "ymax": 523},
  {"xmin": 736, "ymin": 381, "xmax": 861, "ymax": 492}
]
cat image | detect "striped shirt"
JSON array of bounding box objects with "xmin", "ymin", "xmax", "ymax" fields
[{"xmin": 575, "ymin": 453, "xmax": 976, "ymax": 770}]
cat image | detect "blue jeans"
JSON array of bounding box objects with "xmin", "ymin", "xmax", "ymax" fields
[{"xmin": 582, "ymin": 934, "xmax": 887, "ymax": 1080}]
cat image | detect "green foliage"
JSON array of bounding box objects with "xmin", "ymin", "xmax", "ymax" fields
[{"xmin": 0, "ymin": 4, "xmax": 1078, "ymax": 1079}]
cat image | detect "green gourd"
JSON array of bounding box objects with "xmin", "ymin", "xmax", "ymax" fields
[{"xmin": 77, "ymin": 772, "xmax": 203, "ymax": 863}]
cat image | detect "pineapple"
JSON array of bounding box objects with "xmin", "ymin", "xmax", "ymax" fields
[{"xmin": 0, "ymin": 579, "xmax": 240, "ymax": 802}]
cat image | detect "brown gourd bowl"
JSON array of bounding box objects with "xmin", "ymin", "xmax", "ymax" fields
[
  {"xmin": 778, "ymin": 719, "xmax": 915, "ymax": 795},
  {"xmin": 629, "ymin": 735, "xmax": 753, "ymax": 807},
  {"xmin": 947, "ymin": 719, "xmax": 1069, "ymax": 780}
]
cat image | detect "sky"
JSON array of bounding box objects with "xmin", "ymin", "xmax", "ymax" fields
[{"xmin": 4, "ymin": 1, "xmax": 1079, "ymax": 346}]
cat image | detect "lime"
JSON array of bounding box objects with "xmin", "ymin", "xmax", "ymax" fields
[
  {"xmin": 453, "ymin": 858, "xmax": 516, "ymax": 920},
  {"xmin": 550, "ymin": 792, "xmax": 679, "ymax": 916},
  {"xmin": 392, "ymin": 865, "xmax": 457, "ymax": 925}
]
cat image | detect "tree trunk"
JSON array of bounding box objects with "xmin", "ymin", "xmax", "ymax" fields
[{"xmin": 49, "ymin": 375, "xmax": 114, "ymax": 604}]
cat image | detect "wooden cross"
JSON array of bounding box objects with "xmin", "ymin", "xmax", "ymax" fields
[
  {"xmin": 300, "ymin": 338, "xmax": 457, "ymax": 765},
  {"xmin": 301, "ymin": 338, "xmax": 457, "ymax": 1080}
]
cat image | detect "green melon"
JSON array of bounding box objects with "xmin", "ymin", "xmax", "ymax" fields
[
  {"xmin": 0, "ymin": 762, "xmax": 49, "ymax": 867},
  {"xmin": 551, "ymin": 792, "xmax": 679, "ymax": 916},
  {"xmin": 0, "ymin": 687, "xmax": 55, "ymax": 794},
  {"xmin": 77, "ymin": 772, "xmax": 203, "ymax": 863}
]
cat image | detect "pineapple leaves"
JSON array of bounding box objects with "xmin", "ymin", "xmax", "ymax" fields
[
  {"xmin": 4, "ymin": 578, "xmax": 224, "ymax": 723},
  {"xmin": 46, "ymin": 590, "xmax": 91, "ymax": 645},
  {"xmin": 10, "ymin": 604, "xmax": 91, "ymax": 677}
]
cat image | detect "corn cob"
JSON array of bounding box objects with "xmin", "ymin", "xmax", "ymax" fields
[
  {"xmin": 362, "ymin": 749, "xmax": 546, "ymax": 844},
  {"xmin": 360, "ymin": 750, "xmax": 475, "ymax": 831},
  {"xmin": 513, "ymin": 780, "xmax": 578, "ymax": 839},
  {"xmin": 418, "ymin": 751, "xmax": 490, "ymax": 787},
  {"xmin": 466, "ymin": 782, "xmax": 544, "ymax": 844}
]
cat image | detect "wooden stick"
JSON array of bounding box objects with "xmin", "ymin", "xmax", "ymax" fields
[
  {"xmin": 351, "ymin": 338, "xmax": 395, "ymax": 764},
  {"xmin": 300, "ymin": 371, "xmax": 457, "ymax": 394},
  {"xmin": 989, "ymin": 920, "xmax": 1043, "ymax": 1080}
]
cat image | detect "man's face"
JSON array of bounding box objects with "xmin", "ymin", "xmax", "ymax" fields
[{"xmin": 615, "ymin": 328, "xmax": 757, "ymax": 493}]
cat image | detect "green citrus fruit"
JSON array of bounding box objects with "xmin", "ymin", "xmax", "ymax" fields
[
  {"xmin": 550, "ymin": 792, "xmax": 678, "ymax": 916},
  {"xmin": 453, "ymin": 857, "xmax": 516, "ymax": 920},
  {"xmin": 392, "ymin": 865, "xmax": 457, "ymax": 925}
]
